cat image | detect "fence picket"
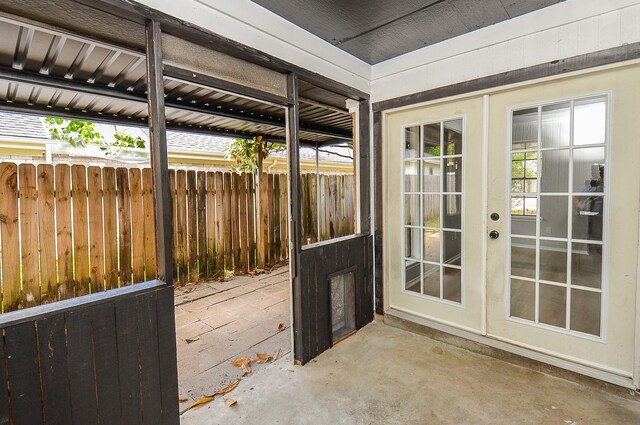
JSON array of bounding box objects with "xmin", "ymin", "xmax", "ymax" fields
[
  {"xmin": 142, "ymin": 168, "xmax": 156, "ymax": 280},
  {"xmin": 55, "ymin": 165, "xmax": 73, "ymax": 299},
  {"xmin": 214, "ymin": 172, "xmax": 224, "ymax": 276},
  {"xmin": 129, "ymin": 168, "xmax": 145, "ymax": 284},
  {"xmin": 238, "ymin": 173, "xmax": 248, "ymax": 273},
  {"xmin": 175, "ymin": 170, "xmax": 187, "ymax": 285},
  {"xmin": 231, "ymin": 173, "xmax": 241, "ymax": 273},
  {"xmin": 18, "ymin": 164, "xmax": 40, "ymax": 308},
  {"xmin": 187, "ymin": 170, "xmax": 198, "ymax": 282},
  {"xmin": 223, "ymin": 172, "xmax": 232, "ymax": 271},
  {"xmin": 205, "ymin": 172, "xmax": 216, "ymax": 277},
  {"xmin": 169, "ymin": 170, "xmax": 178, "ymax": 282},
  {"xmin": 0, "ymin": 163, "xmax": 20, "ymax": 311},
  {"xmin": 103, "ymin": 168, "xmax": 118, "ymax": 290},
  {"xmin": 37, "ymin": 164, "xmax": 57, "ymax": 302},
  {"xmin": 116, "ymin": 168, "xmax": 132, "ymax": 286},
  {"xmin": 279, "ymin": 174, "xmax": 288, "ymax": 261},
  {"xmin": 197, "ymin": 171, "xmax": 207, "ymax": 279},
  {"xmin": 87, "ymin": 166, "xmax": 105, "ymax": 292},
  {"xmin": 247, "ymin": 174, "xmax": 256, "ymax": 269},
  {"xmin": 71, "ymin": 165, "xmax": 90, "ymax": 296}
]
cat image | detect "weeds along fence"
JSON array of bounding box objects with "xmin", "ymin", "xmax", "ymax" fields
[{"xmin": 0, "ymin": 162, "xmax": 354, "ymax": 313}]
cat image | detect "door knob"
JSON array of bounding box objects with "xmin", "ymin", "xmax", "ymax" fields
[{"xmin": 489, "ymin": 230, "xmax": 500, "ymax": 240}]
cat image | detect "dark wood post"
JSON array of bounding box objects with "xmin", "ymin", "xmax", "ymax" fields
[
  {"xmin": 358, "ymin": 100, "xmax": 371, "ymax": 235},
  {"xmin": 145, "ymin": 20, "xmax": 173, "ymax": 286},
  {"xmin": 286, "ymin": 72, "xmax": 303, "ymax": 362},
  {"xmin": 145, "ymin": 20, "xmax": 180, "ymax": 425}
]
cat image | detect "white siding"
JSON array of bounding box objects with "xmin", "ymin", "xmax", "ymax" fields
[
  {"xmin": 135, "ymin": 0, "xmax": 370, "ymax": 94},
  {"xmin": 371, "ymin": 0, "xmax": 640, "ymax": 103}
]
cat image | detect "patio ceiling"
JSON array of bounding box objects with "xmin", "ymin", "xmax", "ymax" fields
[
  {"xmin": 0, "ymin": 11, "xmax": 353, "ymax": 146},
  {"xmin": 251, "ymin": 0, "xmax": 565, "ymax": 64}
]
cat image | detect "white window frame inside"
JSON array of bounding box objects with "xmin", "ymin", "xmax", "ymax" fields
[
  {"xmin": 401, "ymin": 116, "xmax": 466, "ymax": 307},
  {"xmin": 505, "ymin": 93, "xmax": 611, "ymax": 342}
]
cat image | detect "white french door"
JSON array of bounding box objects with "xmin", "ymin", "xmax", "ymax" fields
[{"xmin": 385, "ymin": 63, "xmax": 640, "ymax": 383}]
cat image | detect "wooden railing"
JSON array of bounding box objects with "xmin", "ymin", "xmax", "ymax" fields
[{"xmin": 0, "ymin": 162, "xmax": 354, "ymax": 313}]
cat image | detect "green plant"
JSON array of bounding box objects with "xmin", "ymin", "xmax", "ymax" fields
[
  {"xmin": 44, "ymin": 118, "xmax": 146, "ymax": 155},
  {"xmin": 44, "ymin": 118, "xmax": 103, "ymax": 148},
  {"xmin": 223, "ymin": 136, "xmax": 285, "ymax": 174}
]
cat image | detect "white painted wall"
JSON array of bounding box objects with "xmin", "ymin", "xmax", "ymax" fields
[
  {"xmin": 371, "ymin": 0, "xmax": 640, "ymax": 103},
  {"xmin": 136, "ymin": 0, "xmax": 371, "ymax": 94}
]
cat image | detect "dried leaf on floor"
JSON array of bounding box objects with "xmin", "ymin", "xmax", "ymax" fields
[
  {"xmin": 185, "ymin": 338, "xmax": 199, "ymax": 344},
  {"xmin": 179, "ymin": 396, "xmax": 189, "ymax": 403},
  {"xmin": 241, "ymin": 362, "xmax": 252, "ymax": 376},
  {"xmin": 273, "ymin": 349, "xmax": 283, "ymax": 360},
  {"xmin": 184, "ymin": 396, "xmax": 214, "ymax": 412},
  {"xmin": 211, "ymin": 380, "xmax": 240, "ymax": 396},
  {"xmin": 277, "ymin": 323, "xmax": 285, "ymax": 332},
  {"xmin": 224, "ymin": 398, "xmax": 237, "ymax": 407},
  {"xmin": 231, "ymin": 357, "xmax": 251, "ymax": 368},
  {"xmin": 253, "ymin": 353, "xmax": 271, "ymax": 364}
]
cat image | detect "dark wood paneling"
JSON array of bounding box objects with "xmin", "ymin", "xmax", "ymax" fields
[
  {"xmin": 373, "ymin": 111, "xmax": 384, "ymax": 314},
  {"xmin": 295, "ymin": 235, "xmax": 373, "ymax": 364},
  {"xmin": 4, "ymin": 322, "xmax": 42, "ymax": 424},
  {"xmin": 37, "ymin": 314, "xmax": 73, "ymax": 425},
  {"xmin": 0, "ymin": 283, "xmax": 178, "ymax": 425}
]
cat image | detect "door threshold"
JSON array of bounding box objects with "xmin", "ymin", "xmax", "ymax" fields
[{"xmin": 384, "ymin": 308, "xmax": 638, "ymax": 394}]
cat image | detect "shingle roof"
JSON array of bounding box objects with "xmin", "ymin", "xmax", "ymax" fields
[
  {"xmin": 0, "ymin": 112, "xmax": 49, "ymax": 139},
  {"xmin": 0, "ymin": 112, "xmax": 353, "ymax": 163}
]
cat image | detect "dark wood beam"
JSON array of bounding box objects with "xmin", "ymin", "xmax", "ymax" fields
[
  {"xmin": 358, "ymin": 100, "xmax": 371, "ymax": 235},
  {"xmin": 145, "ymin": 19, "xmax": 180, "ymax": 425},
  {"xmin": 145, "ymin": 20, "xmax": 172, "ymax": 286},
  {"xmin": 286, "ymin": 72, "xmax": 303, "ymax": 363}
]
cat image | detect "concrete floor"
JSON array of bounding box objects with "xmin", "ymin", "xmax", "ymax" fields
[
  {"xmin": 181, "ymin": 320, "xmax": 640, "ymax": 425},
  {"xmin": 175, "ymin": 266, "xmax": 291, "ymax": 403}
]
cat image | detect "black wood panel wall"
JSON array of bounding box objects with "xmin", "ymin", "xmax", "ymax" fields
[
  {"xmin": 0, "ymin": 283, "xmax": 179, "ymax": 425},
  {"xmin": 294, "ymin": 235, "xmax": 373, "ymax": 364}
]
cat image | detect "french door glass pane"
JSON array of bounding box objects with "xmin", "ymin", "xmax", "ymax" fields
[
  {"xmin": 404, "ymin": 259, "xmax": 421, "ymax": 293},
  {"xmin": 573, "ymin": 147, "xmax": 605, "ymax": 193},
  {"xmin": 574, "ymin": 97, "xmax": 606, "ymax": 146},
  {"xmin": 422, "ymin": 160, "xmax": 440, "ymax": 192},
  {"xmin": 539, "ymin": 284, "xmax": 567, "ymax": 328},
  {"xmin": 423, "ymin": 194, "xmax": 440, "ymax": 227},
  {"xmin": 539, "ymin": 239, "xmax": 567, "ymax": 283},
  {"xmin": 404, "ymin": 126, "xmax": 420, "ymax": 158},
  {"xmin": 512, "ymin": 107, "xmax": 538, "ymax": 150},
  {"xmin": 405, "ymin": 195, "xmax": 420, "ymax": 226},
  {"xmin": 444, "ymin": 119, "xmax": 463, "ymax": 155},
  {"xmin": 443, "ymin": 267, "xmax": 461, "ymax": 303},
  {"xmin": 423, "ymin": 230, "xmax": 440, "ymax": 262},
  {"xmin": 511, "ymin": 237, "xmax": 536, "ymax": 279},
  {"xmin": 511, "ymin": 215, "xmax": 536, "ymax": 236},
  {"xmin": 572, "ymin": 196, "xmax": 603, "ymax": 241},
  {"xmin": 510, "ymin": 279, "xmax": 535, "ymax": 321},
  {"xmin": 571, "ymin": 243, "xmax": 602, "ymax": 289},
  {"xmin": 444, "ymin": 157, "xmax": 462, "ymax": 193},
  {"xmin": 541, "ymin": 102, "xmax": 570, "ymax": 148},
  {"xmin": 570, "ymin": 289, "xmax": 601, "ymax": 336},
  {"xmin": 423, "ymin": 123, "xmax": 441, "ymax": 157},
  {"xmin": 404, "ymin": 160, "xmax": 420, "ymax": 192},
  {"xmin": 443, "ymin": 195, "xmax": 461, "ymax": 229},
  {"xmin": 422, "ymin": 263, "xmax": 440, "ymax": 297},
  {"xmin": 540, "ymin": 196, "xmax": 568, "ymax": 238},
  {"xmin": 443, "ymin": 231, "xmax": 461, "ymax": 266},
  {"xmin": 405, "ymin": 227, "xmax": 421, "ymax": 261},
  {"xmin": 540, "ymin": 149, "xmax": 569, "ymax": 193}
]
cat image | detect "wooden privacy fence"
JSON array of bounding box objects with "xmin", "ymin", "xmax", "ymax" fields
[{"xmin": 0, "ymin": 162, "xmax": 355, "ymax": 313}]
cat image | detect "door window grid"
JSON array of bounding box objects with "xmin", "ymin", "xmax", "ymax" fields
[
  {"xmin": 508, "ymin": 97, "xmax": 607, "ymax": 337},
  {"xmin": 403, "ymin": 119, "xmax": 463, "ymax": 305}
]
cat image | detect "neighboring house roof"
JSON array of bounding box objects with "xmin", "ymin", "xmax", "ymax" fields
[
  {"xmin": 0, "ymin": 112, "xmax": 354, "ymax": 163},
  {"xmin": 0, "ymin": 112, "xmax": 49, "ymax": 140}
]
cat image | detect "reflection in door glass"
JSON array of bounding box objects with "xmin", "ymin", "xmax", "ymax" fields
[
  {"xmin": 508, "ymin": 97, "xmax": 607, "ymax": 336},
  {"xmin": 403, "ymin": 119, "xmax": 463, "ymax": 304}
]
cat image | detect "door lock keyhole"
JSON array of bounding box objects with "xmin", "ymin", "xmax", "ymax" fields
[{"xmin": 489, "ymin": 230, "xmax": 500, "ymax": 240}]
